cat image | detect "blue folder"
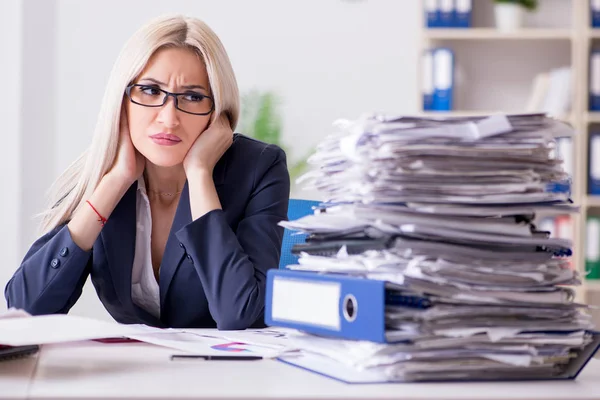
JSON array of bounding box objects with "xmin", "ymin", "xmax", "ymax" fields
[
  {"xmin": 424, "ymin": 0, "xmax": 440, "ymax": 28},
  {"xmin": 422, "ymin": 49, "xmax": 435, "ymax": 111},
  {"xmin": 590, "ymin": 50, "xmax": 600, "ymax": 111},
  {"xmin": 264, "ymin": 269, "xmax": 429, "ymax": 343},
  {"xmin": 425, "ymin": 0, "xmax": 472, "ymax": 29},
  {"xmin": 266, "ymin": 269, "xmax": 600, "ymax": 383},
  {"xmin": 265, "ymin": 270, "xmax": 600, "ymax": 383},
  {"xmin": 432, "ymin": 48, "xmax": 454, "ymax": 111},
  {"xmin": 438, "ymin": 0, "xmax": 454, "ymax": 27},
  {"xmin": 589, "ymin": 131, "xmax": 600, "ymax": 195},
  {"xmin": 592, "ymin": 0, "xmax": 600, "ymax": 27},
  {"xmin": 454, "ymin": 0, "xmax": 472, "ymax": 28}
]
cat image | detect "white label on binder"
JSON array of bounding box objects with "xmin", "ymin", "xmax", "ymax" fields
[
  {"xmin": 591, "ymin": 52, "xmax": 600, "ymax": 96},
  {"xmin": 587, "ymin": 219, "xmax": 600, "ymax": 261},
  {"xmin": 593, "ymin": 0, "xmax": 600, "ymax": 11},
  {"xmin": 439, "ymin": 0, "xmax": 453, "ymax": 12},
  {"xmin": 271, "ymin": 277, "xmax": 341, "ymax": 330},
  {"xmin": 422, "ymin": 51, "xmax": 434, "ymax": 95},
  {"xmin": 591, "ymin": 135, "xmax": 600, "ymax": 179},
  {"xmin": 433, "ymin": 49, "xmax": 453, "ymax": 91},
  {"xmin": 425, "ymin": 0, "xmax": 437, "ymax": 12},
  {"xmin": 456, "ymin": 0, "xmax": 471, "ymax": 12}
]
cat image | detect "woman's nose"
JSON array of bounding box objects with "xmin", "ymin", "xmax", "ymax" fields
[{"xmin": 156, "ymin": 95, "xmax": 180, "ymax": 128}]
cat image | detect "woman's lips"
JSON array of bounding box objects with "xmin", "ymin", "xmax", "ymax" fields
[{"xmin": 149, "ymin": 133, "xmax": 182, "ymax": 146}]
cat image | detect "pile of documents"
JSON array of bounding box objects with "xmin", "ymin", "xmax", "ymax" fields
[{"xmin": 272, "ymin": 113, "xmax": 599, "ymax": 383}]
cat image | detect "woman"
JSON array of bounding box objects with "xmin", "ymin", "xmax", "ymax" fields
[{"xmin": 4, "ymin": 15, "xmax": 290, "ymax": 329}]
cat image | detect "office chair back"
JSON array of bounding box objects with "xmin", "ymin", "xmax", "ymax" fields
[{"xmin": 279, "ymin": 199, "xmax": 321, "ymax": 269}]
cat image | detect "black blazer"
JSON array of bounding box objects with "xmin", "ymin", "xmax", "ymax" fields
[{"xmin": 5, "ymin": 134, "xmax": 290, "ymax": 329}]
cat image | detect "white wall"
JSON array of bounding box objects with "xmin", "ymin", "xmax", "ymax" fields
[
  {"xmin": 49, "ymin": 0, "xmax": 420, "ymax": 320},
  {"xmin": 0, "ymin": 0, "xmax": 23, "ymax": 312},
  {"xmin": 20, "ymin": 0, "xmax": 57, "ymax": 262}
]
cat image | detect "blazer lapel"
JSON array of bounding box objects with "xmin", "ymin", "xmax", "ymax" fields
[
  {"xmin": 100, "ymin": 184, "xmax": 137, "ymax": 313},
  {"xmin": 158, "ymin": 145, "xmax": 230, "ymax": 310},
  {"xmin": 101, "ymin": 183, "xmax": 162, "ymax": 326},
  {"xmin": 159, "ymin": 181, "xmax": 191, "ymax": 309}
]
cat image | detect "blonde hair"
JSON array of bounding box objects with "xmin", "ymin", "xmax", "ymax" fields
[{"xmin": 39, "ymin": 15, "xmax": 240, "ymax": 234}]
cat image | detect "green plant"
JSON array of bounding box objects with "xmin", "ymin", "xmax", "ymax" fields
[
  {"xmin": 239, "ymin": 89, "xmax": 311, "ymax": 181},
  {"xmin": 494, "ymin": 0, "xmax": 538, "ymax": 11}
]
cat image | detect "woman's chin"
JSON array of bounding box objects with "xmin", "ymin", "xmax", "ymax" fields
[{"xmin": 142, "ymin": 152, "xmax": 185, "ymax": 168}]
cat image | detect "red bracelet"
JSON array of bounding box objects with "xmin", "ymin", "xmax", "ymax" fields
[{"xmin": 86, "ymin": 200, "xmax": 107, "ymax": 227}]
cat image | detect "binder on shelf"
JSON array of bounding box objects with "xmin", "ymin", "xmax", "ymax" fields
[
  {"xmin": 432, "ymin": 47, "xmax": 454, "ymax": 111},
  {"xmin": 422, "ymin": 50, "xmax": 435, "ymax": 111},
  {"xmin": 554, "ymin": 215, "xmax": 572, "ymax": 241},
  {"xmin": 424, "ymin": 0, "xmax": 440, "ymax": 28},
  {"xmin": 438, "ymin": 0, "xmax": 454, "ymax": 27},
  {"xmin": 590, "ymin": 50, "xmax": 600, "ymax": 111},
  {"xmin": 586, "ymin": 216, "xmax": 600, "ymax": 280},
  {"xmin": 588, "ymin": 132, "xmax": 600, "ymax": 195},
  {"xmin": 592, "ymin": 0, "xmax": 600, "ymax": 28},
  {"xmin": 454, "ymin": 0, "xmax": 472, "ymax": 28},
  {"xmin": 264, "ymin": 269, "xmax": 429, "ymax": 343}
]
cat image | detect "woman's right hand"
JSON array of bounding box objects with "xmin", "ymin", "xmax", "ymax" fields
[
  {"xmin": 69, "ymin": 108, "xmax": 143, "ymax": 251},
  {"xmin": 107, "ymin": 107, "xmax": 145, "ymax": 186}
]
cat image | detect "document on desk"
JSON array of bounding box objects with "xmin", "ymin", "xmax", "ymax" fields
[
  {"xmin": 0, "ymin": 314, "xmax": 152, "ymax": 346},
  {"xmin": 126, "ymin": 329, "xmax": 293, "ymax": 358},
  {"xmin": 0, "ymin": 311, "xmax": 296, "ymax": 358}
]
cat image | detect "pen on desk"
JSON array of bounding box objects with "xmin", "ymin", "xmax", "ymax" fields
[{"xmin": 170, "ymin": 355, "xmax": 263, "ymax": 361}]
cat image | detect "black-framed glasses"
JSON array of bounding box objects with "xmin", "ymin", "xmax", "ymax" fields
[{"xmin": 125, "ymin": 84, "xmax": 214, "ymax": 116}]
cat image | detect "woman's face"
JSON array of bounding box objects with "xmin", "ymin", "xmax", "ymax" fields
[{"xmin": 126, "ymin": 47, "xmax": 212, "ymax": 167}]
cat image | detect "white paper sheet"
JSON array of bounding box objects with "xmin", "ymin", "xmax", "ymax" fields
[
  {"xmin": 129, "ymin": 328, "xmax": 298, "ymax": 358},
  {"xmin": 0, "ymin": 314, "xmax": 150, "ymax": 346},
  {"xmin": 0, "ymin": 308, "xmax": 31, "ymax": 319}
]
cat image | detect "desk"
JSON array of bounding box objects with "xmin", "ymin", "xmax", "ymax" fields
[
  {"xmin": 0, "ymin": 352, "xmax": 37, "ymax": 400},
  {"xmin": 5, "ymin": 341, "xmax": 595, "ymax": 400}
]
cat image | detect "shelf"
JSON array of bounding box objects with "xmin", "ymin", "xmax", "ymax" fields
[
  {"xmin": 416, "ymin": 1, "xmax": 592, "ymax": 292},
  {"xmin": 587, "ymin": 112, "xmax": 600, "ymax": 123},
  {"xmin": 423, "ymin": 28, "xmax": 574, "ymax": 41},
  {"xmin": 584, "ymin": 281, "xmax": 600, "ymax": 291},
  {"xmin": 586, "ymin": 196, "xmax": 600, "ymax": 208}
]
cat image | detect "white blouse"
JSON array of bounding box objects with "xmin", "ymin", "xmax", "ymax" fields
[{"xmin": 131, "ymin": 176, "xmax": 161, "ymax": 319}]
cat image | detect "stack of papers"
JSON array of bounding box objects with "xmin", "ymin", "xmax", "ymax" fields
[
  {"xmin": 280, "ymin": 329, "xmax": 594, "ymax": 382},
  {"xmin": 277, "ymin": 113, "xmax": 597, "ymax": 382}
]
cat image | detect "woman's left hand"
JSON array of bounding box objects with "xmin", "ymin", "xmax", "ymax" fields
[{"xmin": 183, "ymin": 114, "xmax": 233, "ymax": 176}]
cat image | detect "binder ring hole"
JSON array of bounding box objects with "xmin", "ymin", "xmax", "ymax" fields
[{"xmin": 343, "ymin": 294, "xmax": 357, "ymax": 323}]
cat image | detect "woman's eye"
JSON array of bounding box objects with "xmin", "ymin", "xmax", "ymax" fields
[
  {"xmin": 140, "ymin": 86, "xmax": 160, "ymax": 96},
  {"xmin": 183, "ymin": 93, "xmax": 205, "ymax": 102}
]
